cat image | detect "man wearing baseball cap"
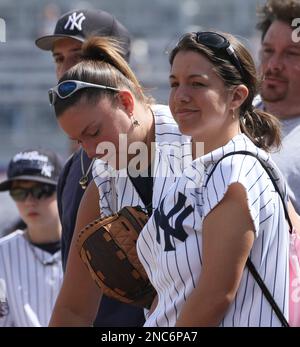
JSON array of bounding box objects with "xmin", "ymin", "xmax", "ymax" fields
[
  {"xmin": 35, "ymin": 9, "xmax": 145, "ymax": 327},
  {"xmin": 35, "ymin": 9, "xmax": 131, "ymax": 77},
  {"xmin": 0, "ymin": 149, "xmax": 63, "ymax": 326}
]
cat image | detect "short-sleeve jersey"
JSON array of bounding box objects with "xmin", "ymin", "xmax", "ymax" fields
[
  {"xmin": 137, "ymin": 134, "xmax": 289, "ymax": 327},
  {"xmin": 0, "ymin": 230, "xmax": 63, "ymax": 327}
]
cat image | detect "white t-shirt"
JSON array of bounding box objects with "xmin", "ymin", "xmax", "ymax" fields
[
  {"xmin": 0, "ymin": 230, "xmax": 63, "ymax": 327},
  {"xmin": 254, "ymin": 96, "xmax": 300, "ymax": 213},
  {"xmin": 137, "ymin": 134, "xmax": 289, "ymax": 327}
]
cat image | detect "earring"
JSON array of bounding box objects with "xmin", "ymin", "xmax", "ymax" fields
[
  {"xmin": 131, "ymin": 116, "xmax": 140, "ymax": 127},
  {"xmin": 231, "ymin": 110, "xmax": 235, "ymax": 120}
]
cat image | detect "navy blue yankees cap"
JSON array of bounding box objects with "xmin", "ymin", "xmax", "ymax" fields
[
  {"xmin": 35, "ymin": 9, "xmax": 131, "ymax": 61},
  {"xmin": 0, "ymin": 149, "xmax": 63, "ymax": 191}
]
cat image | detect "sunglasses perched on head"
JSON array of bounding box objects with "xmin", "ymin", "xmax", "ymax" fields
[
  {"xmin": 9, "ymin": 184, "xmax": 56, "ymax": 202},
  {"xmin": 193, "ymin": 31, "xmax": 244, "ymax": 78},
  {"xmin": 48, "ymin": 80, "xmax": 120, "ymax": 106}
]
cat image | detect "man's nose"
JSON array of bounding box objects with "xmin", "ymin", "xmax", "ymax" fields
[
  {"xmin": 56, "ymin": 59, "xmax": 75, "ymax": 80},
  {"xmin": 266, "ymin": 53, "xmax": 284, "ymax": 73}
]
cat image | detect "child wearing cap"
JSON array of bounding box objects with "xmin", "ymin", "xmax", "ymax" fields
[{"xmin": 0, "ymin": 149, "xmax": 63, "ymax": 327}]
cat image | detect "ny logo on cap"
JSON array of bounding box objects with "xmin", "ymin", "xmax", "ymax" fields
[
  {"xmin": 41, "ymin": 163, "xmax": 54, "ymax": 178},
  {"xmin": 64, "ymin": 12, "xmax": 86, "ymax": 31}
]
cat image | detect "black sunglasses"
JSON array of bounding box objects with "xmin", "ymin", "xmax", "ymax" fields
[
  {"xmin": 48, "ymin": 80, "xmax": 120, "ymax": 106},
  {"xmin": 194, "ymin": 31, "xmax": 244, "ymax": 78},
  {"xmin": 9, "ymin": 184, "xmax": 56, "ymax": 202}
]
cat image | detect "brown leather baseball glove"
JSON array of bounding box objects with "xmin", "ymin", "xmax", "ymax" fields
[{"xmin": 77, "ymin": 206, "xmax": 156, "ymax": 309}]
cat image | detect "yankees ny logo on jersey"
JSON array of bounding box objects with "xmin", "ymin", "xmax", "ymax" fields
[
  {"xmin": 154, "ymin": 192, "xmax": 194, "ymax": 251},
  {"xmin": 64, "ymin": 12, "xmax": 86, "ymax": 31}
]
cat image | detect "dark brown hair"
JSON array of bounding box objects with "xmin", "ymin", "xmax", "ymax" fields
[
  {"xmin": 257, "ymin": 0, "xmax": 300, "ymax": 40},
  {"xmin": 54, "ymin": 36, "xmax": 150, "ymax": 117},
  {"xmin": 169, "ymin": 32, "xmax": 281, "ymax": 151}
]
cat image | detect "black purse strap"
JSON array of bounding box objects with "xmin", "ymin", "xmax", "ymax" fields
[
  {"xmin": 205, "ymin": 150, "xmax": 289, "ymax": 327},
  {"xmin": 245, "ymin": 258, "xmax": 289, "ymax": 327}
]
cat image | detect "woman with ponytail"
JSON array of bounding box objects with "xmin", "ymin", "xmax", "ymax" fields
[
  {"xmin": 136, "ymin": 31, "xmax": 290, "ymax": 326},
  {"xmin": 48, "ymin": 37, "xmax": 191, "ymax": 326}
]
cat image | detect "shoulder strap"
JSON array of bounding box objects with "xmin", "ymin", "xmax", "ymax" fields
[
  {"xmin": 206, "ymin": 150, "xmax": 289, "ymax": 327},
  {"xmin": 206, "ymin": 150, "xmax": 292, "ymax": 231}
]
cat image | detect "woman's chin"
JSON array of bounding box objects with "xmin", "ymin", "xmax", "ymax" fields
[{"xmin": 177, "ymin": 123, "xmax": 194, "ymax": 137}]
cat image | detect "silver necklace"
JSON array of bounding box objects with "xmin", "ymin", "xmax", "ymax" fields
[
  {"xmin": 79, "ymin": 150, "xmax": 95, "ymax": 190},
  {"xmin": 24, "ymin": 231, "xmax": 60, "ymax": 266}
]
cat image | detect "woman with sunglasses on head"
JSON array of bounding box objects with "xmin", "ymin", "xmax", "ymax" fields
[
  {"xmin": 48, "ymin": 37, "xmax": 191, "ymax": 326},
  {"xmin": 0, "ymin": 149, "xmax": 63, "ymax": 326},
  {"xmin": 136, "ymin": 31, "xmax": 293, "ymax": 327}
]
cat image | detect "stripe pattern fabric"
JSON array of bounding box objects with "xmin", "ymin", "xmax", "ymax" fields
[
  {"xmin": 137, "ymin": 134, "xmax": 289, "ymax": 327},
  {"xmin": 0, "ymin": 230, "xmax": 63, "ymax": 327},
  {"xmin": 92, "ymin": 104, "xmax": 192, "ymax": 215}
]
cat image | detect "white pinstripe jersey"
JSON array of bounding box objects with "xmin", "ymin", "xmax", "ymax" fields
[
  {"xmin": 92, "ymin": 104, "xmax": 192, "ymax": 215},
  {"xmin": 0, "ymin": 230, "xmax": 63, "ymax": 327},
  {"xmin": 137, "ymin": 134, "xmax": 289, "ymax": 327}
]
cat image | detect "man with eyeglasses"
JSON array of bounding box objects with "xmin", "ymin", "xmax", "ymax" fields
[
  {"xmin": 35, "ymin": 9, "xmax": 146, "ymax": 327},
  {"xmin": 0, "ymin": 149, "xmax": 63, "ymax": 326},
  {"xmin": 255, "ymin": 0, "xmax": 300, "ymax": 214}
]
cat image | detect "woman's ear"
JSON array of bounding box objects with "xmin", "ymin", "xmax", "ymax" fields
[
  {"xmin": 230, "ymin": 84, "xmax": 249, "ymax": 110},
  {"xmin": 116, "ymin": 90, "xmax": 135, "ymax": 116}
]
